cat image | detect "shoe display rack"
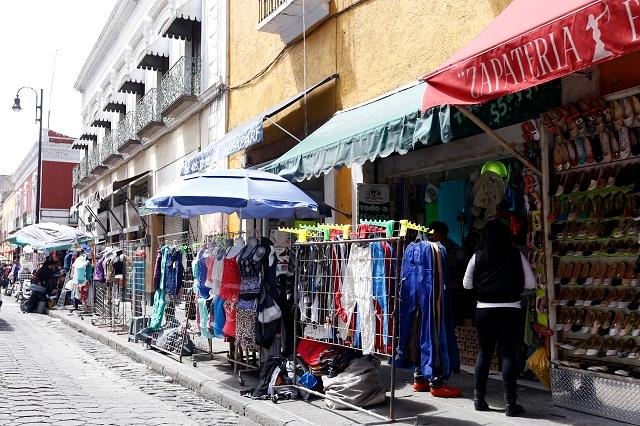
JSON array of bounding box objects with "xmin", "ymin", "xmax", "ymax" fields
[{"xmin": 544, "ymin": 95, "xmax": 640, "ymax": 425}]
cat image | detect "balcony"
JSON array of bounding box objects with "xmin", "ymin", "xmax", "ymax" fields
[
  {"xmin": 159, "ymin": 56, "xmax": 201, "ymax": 118},
  {"xmin": 89, "ymin": 147, "xmax": 107, "ymax": 175},
  {"xmin": 258, "ymin": 0, "xmax": 329, "ymax": 44},
  {"xmin": 79, "ymin": 159, "xmax": 92, "ymax": 185},
  {"xmin": 115, "ymin": 110, "xmax": 142, "ymax": 155},
  {"xmin": 100, "ymin": 131, "xmax": 123, "ymax": 167},
  {"xmin": 136, "ymin": 88, "xmax": 164, "ymax": 139},
  {"xmin": 72, "ymin": 164, "xmax": 82, "ymax": 187}
]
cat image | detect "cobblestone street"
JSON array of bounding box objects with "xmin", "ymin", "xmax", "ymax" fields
[{"xmin": 0, "ymin": 300, "xmax": 255, "ymax": 425}]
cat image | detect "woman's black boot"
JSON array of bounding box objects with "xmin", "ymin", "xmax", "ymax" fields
[{"xmin": 474, "ymin": 390, "xmax": 489, "ymax": 411}]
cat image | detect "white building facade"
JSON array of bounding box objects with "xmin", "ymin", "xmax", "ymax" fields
[{"xmin": 72, "ymin": 0, "xmax": 227, "ymax": 242}]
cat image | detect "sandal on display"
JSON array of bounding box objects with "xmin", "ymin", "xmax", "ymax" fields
[
  {"xmin": 609, "ymin": 339, "xmax": 626, "ymax": 357},
  {"xmin": 586, "ymin": 336, "xmax": 604, "ymax": 357},
  {"xmin": 609, "ymin": 311, "xmax": 624, "ymax": 336},
  {"xmin": 618, "ymin": 126, "xmax": 632, "ymax": 159},
  {"xmin": 618, "ymin": 338, "xmax": 636, "ymax": 358},
  {"xmin": 611, "ymin": 99, "xmax": 624, "ymax": 129},
  {"xmin": 574, "ymin": 336, "xmax": 595, "ymax": 355},
  {"xmin": 621, "ymin": 97, "xmax": 636, "ymax": 128}
]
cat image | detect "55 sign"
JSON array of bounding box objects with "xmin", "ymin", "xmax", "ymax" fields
[{"xmin": 357, "ymin": 184, "xmax": 390, "ymax": 222}]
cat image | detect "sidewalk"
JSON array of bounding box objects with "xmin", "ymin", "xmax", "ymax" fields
[{"xmin": 48, "ymin": 309, "xmax": 613, "ymax": 426}]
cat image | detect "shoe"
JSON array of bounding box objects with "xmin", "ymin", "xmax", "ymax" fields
[
  {"xmin": 413, "ymin": 381, "xmax": 430, "ymax": 392},
  {"xmin": 620, "ymin": 311, "xmax": 638, "ymax": 336},
  {"xmin": 611, "ymin": 99, "xmax": 624, "ymax": 129},
  {"xmin": 574, "ymin": 336, "xmax": 595, "ymax": 355},
  {"xmin": 591, "ymin": 311, "xmax": 604, "ymax": 335},
  {"xmin": 581, "ymin": 309, "xmax": 596, "ymax": 333},
  {"xmin": 610, "ymin": 131, "xmax": 621, "ymax": 160},
  {"xmin": 621, "ymin": 97, "xmax": 636, "ymax": 127},
  {"xmin": 572, "ymin": 308, "xmax": 587, "ymax": 331},
  {"xmin": 618, "ymin": 127, "xmax": 632, "ymax": 159},
  {"xmin": 592, "ymin": 133, "xmax": 604, "ymax": 162},
  {"xmin": 603, "ymin": 263, "xmax": 618, "ymax": 286},
  {"xmin": 600, "ymin": 131, "xmax": 612, "ymax": 162},
  {"xmin": 474, "ymin": 390, "xmax": 489, "ymax": 411},
  {"xmin": 608, "ymin": 339, "xmax": 626, "ymax": 357},
  {"xmin": 575, "ymin": 136, "xmax": 587, "ymax": 165},
  {"xmin": 585, "ymin": 263, "xmax": 601, "ymax": 287},
  {"xmin": 586, "ymin": 336, "xmax": 604, "ymax": 356},
  {"xmin": 564, "ymin": 308, "xmax": 578, "ymax": 332},
  {"xmin": 556, "ymin": 308, "xmax": 569, "ymax": 331},
  {"xmin": 576, "ymin": 262, "xmax": 591, "ymax": 286},
  {"xmin": 430, "ymin": 385, "xmax": 461, "ymax": 398},
  {"xmin": 630, "ymin": 127, "xmax": 640, "ymax": 156},
  {"xmin": 584, "ymin": 135, "xmax": 595, "ymax": 164},
  {"xmin": 612, "ymin": 261, "xmax": 628, "ymax": 287},
  {"xmin": 618, "ymin": 338, "xmax": 636, "ymax": 358},
  {"xmin": 505, "ymin": 403, "xmax": 525, "ymax": 417},
  {"xmin": 609, "ymin": 311, "xmax": 624, "ymax": 336}
]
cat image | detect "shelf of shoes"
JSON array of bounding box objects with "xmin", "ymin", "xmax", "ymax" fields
[{"xmin": 546, "ymin": 95, "xmax": 640, "ymax": 382}]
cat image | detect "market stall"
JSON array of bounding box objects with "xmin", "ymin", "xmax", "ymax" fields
[{"xmin": 415, "ymin": 0, "xmax": 640, "ymax": 423}]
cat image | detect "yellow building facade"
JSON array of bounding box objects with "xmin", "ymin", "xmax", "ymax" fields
[{"xmin": 227, "ymin": 0, "xmax": 513, "ymax": 223}]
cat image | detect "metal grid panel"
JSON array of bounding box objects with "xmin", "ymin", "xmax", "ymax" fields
[
  {"xmin": 552, "ymin": 366, "xmax": 640, "ymax": 424},
  {"xmin": 294, "ymin": 238, "xmax": 398, "ymax": 356},
  {"xmin": 147, "ymin": 231, "xmax": 211, "ymax": 362},
  {"xmin": 288, "ymin": 234, "xmax": 403, "ymax": 421}
]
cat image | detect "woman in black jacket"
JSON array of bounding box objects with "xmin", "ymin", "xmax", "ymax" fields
[{"xmin": 463, "ymin": 219, "xmax": 535, "ymax": 416}]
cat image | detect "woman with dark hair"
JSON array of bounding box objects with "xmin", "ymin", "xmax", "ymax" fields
[{"xmin": 463, "ymin": 219, "xmax": 535, "ymax": 416}]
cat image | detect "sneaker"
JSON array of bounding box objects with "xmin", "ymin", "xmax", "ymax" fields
[
  {"xmin": 413, "ymin": 381, "xmax": 430, "ymax": 392},
  {"xmin": 430, "ymin": 385, "xmax": 462, "ymax": 398}
]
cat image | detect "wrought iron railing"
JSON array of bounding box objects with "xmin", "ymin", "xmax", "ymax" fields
[
  {"xmin": 136, "ymin": 88, "xmax": 162, "ymax": 131},
  {"xmin": 100, "ymin": 131, "xmax": 116, "ymax": 163},
  {"xmin": 89, "ymin": 146, "xmax": 102, "ymax": 171},
  {"xmin": 72, "ymin": 164, "xmax": 81, "ymax": 187},
  {"xmin": 115, "ymin": 110, "xmax": 139, "ymax": 149},
  {"xmin": 159, "ymin": 56, "xmax": 201, "ymax": 113},
  {"xmin": 259, "ymin": 0, "xmax": 287, "ymax": 23}
]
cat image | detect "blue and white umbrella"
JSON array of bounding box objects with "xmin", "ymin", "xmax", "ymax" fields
[{"xmin": 145, "ymin": 169, "xmax": 319, "ymax": 219}]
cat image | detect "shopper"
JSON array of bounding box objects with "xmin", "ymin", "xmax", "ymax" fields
[{"xmin": 462, "ymin": 219, "xmax": 535, "ymax": 417}]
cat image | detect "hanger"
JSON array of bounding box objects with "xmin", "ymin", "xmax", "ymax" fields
[
  {"xmin": 318, "ymin": 224, "xmax": 350, "ymax": 240},
  {"xmin": 299, "ymin": 224, "xmax": 330, "ymax": 241},
  {"xmin": 278, "ymin": 227, "xmax": 308, "ymax": 243},
  {"xmin": 360, "ymin": 220, "xmax": 394, "ymax": 238},
  {"xmin": 399, "ymin": 219, "xmax": 432, "ymax": 237}
]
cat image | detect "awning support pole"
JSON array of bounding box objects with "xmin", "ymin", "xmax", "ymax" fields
[
  {"xmin": 265, "ymin": 116, "xmax": 302, "ymax": 143},
  {"xmin": 84, "ymin": 206, "xmax": 108, "ymax": 234},
  {"xmin": 454, "ymin": 106, "xmax": 542, "ymax": 176},
  {"xmin": 106, "ymin": 205, "xmax": 124, "ymax": 230},
  {"xmin": 540, "ymin": 128, "xmax": 557, "ymax": 361},
  {"xmin": 125, "ymin": 196, "xmax": 148, "ymax": 229}
]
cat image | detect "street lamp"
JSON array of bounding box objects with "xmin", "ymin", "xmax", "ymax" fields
[{"xmin": 12, "ymin": 87, "xmax": 43, "ymax": 225}]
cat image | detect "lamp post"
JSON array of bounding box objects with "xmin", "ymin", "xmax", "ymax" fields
[{"xmin": 12, "ymin": 87, "xmax": 43, "ymax": 225}]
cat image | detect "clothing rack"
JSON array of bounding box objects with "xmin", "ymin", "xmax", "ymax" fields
[
  {"xmin": 201, "ymin": 230, "xmax": 262, "ymax": 382},
  {"xmin": 145, "ymin": 231, "xmax": 213, "ymax": 364},
  {"xmin": 277, "ymin": 234, "xmax": 405, "ymax": 422}
]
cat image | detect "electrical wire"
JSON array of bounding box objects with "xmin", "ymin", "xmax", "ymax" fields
[{"xmin": 227, "ymin": 0, "xmax": 371, "ymax": 91}]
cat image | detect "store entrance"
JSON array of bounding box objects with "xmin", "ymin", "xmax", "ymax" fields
[{"xmin": 383, "ymin": 154, "xmax": 542, "ymax": 373}]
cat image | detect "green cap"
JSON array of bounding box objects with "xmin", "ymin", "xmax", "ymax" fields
[{"xmin": 480, "ymin": 160, "xmax": 508, "ymax": 178}]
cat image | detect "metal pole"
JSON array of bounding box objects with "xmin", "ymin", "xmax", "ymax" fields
[{"xmin": 35, "ymin": 89, "xmax": 43, "ymax": 224}]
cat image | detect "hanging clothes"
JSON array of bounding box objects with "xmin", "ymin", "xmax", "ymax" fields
[
  {"xmin": 396, "ymin": 240, "xmax": 458, "ymax": 381},
  {"xmin": 339, "ymin": 244, "xmax": 375, "ymax": 355}
]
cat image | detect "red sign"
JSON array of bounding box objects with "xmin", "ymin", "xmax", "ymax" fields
[{"xmin": 422, "ymin": 0, "xmax": 640, "ymax": 110}]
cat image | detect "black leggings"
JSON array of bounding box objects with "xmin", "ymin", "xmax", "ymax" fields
[{"xmin": 474, "ymin": 307, "xmax": 522, "ymax": 398}]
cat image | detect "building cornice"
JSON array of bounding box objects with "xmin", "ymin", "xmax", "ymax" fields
[{"xmin": 74, "ymin": 0, "xmax": 139, "ymax": 92}]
